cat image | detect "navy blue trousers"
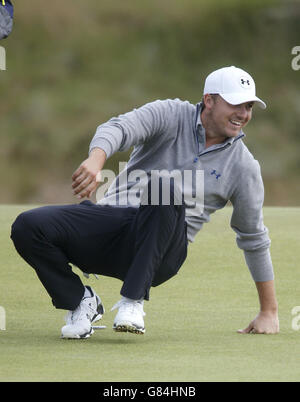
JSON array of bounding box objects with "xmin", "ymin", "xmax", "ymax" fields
[{"xmin": 11, "ymin": 201, "xmax": 187, "ymax": 310}]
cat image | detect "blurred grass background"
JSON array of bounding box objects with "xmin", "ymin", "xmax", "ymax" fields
[{"xmin": 1, "ymin": 0, "xmax": 300, "ymax": 205}]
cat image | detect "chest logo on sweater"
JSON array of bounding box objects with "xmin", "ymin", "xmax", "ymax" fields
[{"xmin": 210, "ymin": 169, "xmax": 222, "ymax": 180}]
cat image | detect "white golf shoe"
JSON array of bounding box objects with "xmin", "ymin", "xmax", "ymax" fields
[
  {"xmin": 111, "ymin": 297, "xmax": 146, "ymax": 334},
  {"xmin": 61, "ymin": 286, "xmax": 104, "ymax": 339}
]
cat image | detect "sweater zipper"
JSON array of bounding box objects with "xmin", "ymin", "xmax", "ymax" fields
[{"xmin": 193, "ymin": 136, "xmax": 233, "ymax": 163}]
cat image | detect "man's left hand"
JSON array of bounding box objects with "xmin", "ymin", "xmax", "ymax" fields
[{"xmin": 237, "ymin": 311, "xmax": 279, "ymax": 334}]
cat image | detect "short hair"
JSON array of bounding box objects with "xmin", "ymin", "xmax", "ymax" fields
[{"xmin": 201, "ymin": 94, "xmax": 219, "ymax": 110}]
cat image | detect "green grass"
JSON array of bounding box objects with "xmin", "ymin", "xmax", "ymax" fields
[{"xmin": 0, "ymin": 205, "xmax": 299, "ymax": 382}]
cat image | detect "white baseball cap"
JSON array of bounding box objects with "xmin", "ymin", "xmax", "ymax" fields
[{"xmin": 203, "ymin": 66, "xmax": 266, "ymax": 109}]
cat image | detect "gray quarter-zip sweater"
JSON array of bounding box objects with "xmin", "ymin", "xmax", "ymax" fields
[{"xmin": 89, "ymin": 98, "xmax": 274, "ymax": 282}]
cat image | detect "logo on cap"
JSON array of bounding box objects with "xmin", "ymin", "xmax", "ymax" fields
[{"xmin": 239, "ymin": 76, "xmax": 252, "ymax": 89}]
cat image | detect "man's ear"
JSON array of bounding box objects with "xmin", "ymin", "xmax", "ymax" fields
[{"xmin": 203, "ymin": 94, "xmax": 215, "ymax": 110}]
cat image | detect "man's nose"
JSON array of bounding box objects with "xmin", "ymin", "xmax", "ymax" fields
[{"xmin": 235, "ymin": 105, "xmax": 249, "ymax": 119}]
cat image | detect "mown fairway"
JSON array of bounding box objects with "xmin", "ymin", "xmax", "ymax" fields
[{"xmin": 0, "ymin": 205, "xmax": 299, "ymax": 382}]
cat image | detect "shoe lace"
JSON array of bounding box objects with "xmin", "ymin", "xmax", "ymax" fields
[
  {"xmin": 65, "ymin": 297, "xmax": 97, "ymax": 324},
  {"xmin": 111, "ymin": 299, "xmax": 146, "ymax": 316}
]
